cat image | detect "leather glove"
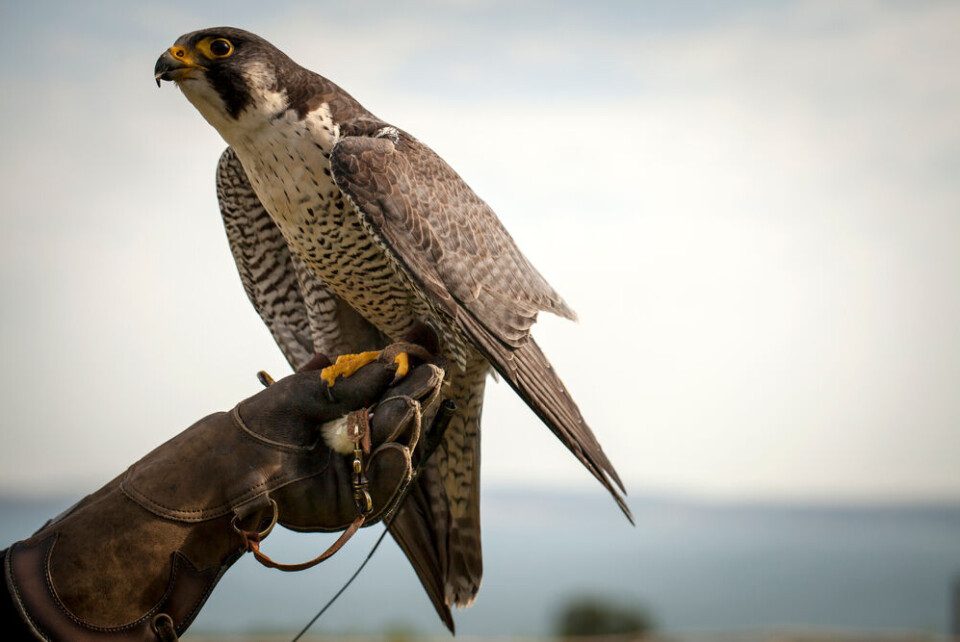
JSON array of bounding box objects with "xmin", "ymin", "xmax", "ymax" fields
[{"xmin": 4, "ymin": 346, "xmax": 446, "ymax": 642}]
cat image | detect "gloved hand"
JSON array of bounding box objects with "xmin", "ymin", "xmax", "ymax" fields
[{"xmin": 4, "ymin": 346, "xmax": 446, "ymax": 642}]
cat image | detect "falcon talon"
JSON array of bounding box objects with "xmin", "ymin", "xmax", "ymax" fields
[
  {"xmin": 391, "ymin": 352, "xmax": 410, "ymax": 384},
  {"xmin": 256, "ymin": 370, "xmax": 275, "ymax": 387}
]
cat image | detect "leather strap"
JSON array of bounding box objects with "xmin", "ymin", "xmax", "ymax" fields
[{"xmin": 237, "ymin": 514, "xmax": 365, "ymax": 572}]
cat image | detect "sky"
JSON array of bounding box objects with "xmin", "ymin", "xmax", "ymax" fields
[{"xmin": 0, "ymin": 0, "xmax": 958, "ymax": 506}]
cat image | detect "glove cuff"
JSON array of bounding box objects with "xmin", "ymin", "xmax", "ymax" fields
[
  {"xmin": 3, "ymin": 469, "xmax": 239, "ymax": 641},
  {"xmin": 5, "ymin": 530, "xmax": 232, "ymax": 641}
]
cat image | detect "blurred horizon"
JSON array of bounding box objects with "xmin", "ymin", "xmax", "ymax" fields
[{"xmin": 3, "ymin": 487, "xmax": 959, "ymax": 637}]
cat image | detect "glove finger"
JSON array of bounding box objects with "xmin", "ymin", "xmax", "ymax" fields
[
  {"xmin": 370, "ymin": 362, "xmax": 445, "ymax": 448},
  {"xmin": 370, "ymin": 396, "xmax": 421, "ymax": 449},
  {"xmin": 298, "ymin": 361, "xmax": 398, "ymax": 422},
  {"xmin": 273, "ymin": 453, "xmax": 358, "ymax": 532},
  {"xmin": 386, "ymin": 363, "xmax": 445, "ymax": 404},
  {"xmin": 242, "ymin": 361, "xmax": 398, "ymax": 428},
  {"xmin": 366, "ymin": 442, "xmax": 413, "ymax": 523}
]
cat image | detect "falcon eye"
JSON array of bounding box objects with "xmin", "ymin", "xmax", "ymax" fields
[{"xmin": 209, "ymin": 38, "xmax": 233, "ymax": 57}]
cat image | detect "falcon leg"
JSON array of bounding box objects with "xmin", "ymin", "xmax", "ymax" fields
[{"xmin": 320, "ymin": 350, "xmax": 410, "ymax": 387}]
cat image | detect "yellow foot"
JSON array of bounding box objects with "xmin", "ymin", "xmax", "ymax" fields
[
  {"xmin": 321, "ymin": 351, "xmax": 382, "ymax": 387},
  {"xmin": 320, "ymin": 349, "xmax": 412, "ymax": 387}
]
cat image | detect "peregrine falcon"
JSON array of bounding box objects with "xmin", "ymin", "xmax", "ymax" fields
[{"xmin": 155, "ymin": 27, "xmax": 631, "ymax": 631}]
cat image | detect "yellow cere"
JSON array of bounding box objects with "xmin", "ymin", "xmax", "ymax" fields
[{"xmin": 166, "ymin": 45, "xmax": 206, "ymax": 69}]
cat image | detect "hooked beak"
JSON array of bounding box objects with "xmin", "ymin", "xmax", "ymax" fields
[{"xmin": 154, "ymin": 46, "xmax": 207, "ymax": 87}]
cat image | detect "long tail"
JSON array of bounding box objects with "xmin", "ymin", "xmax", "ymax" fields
[
  {"xmin": 458, "ymin": 310, "xmax": 632, "ymax": 522},
  {"xmin": 511, "ymin": 338, "xmax": 632, "ymax": 521}
]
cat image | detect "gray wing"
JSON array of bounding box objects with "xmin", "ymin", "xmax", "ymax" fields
[
  {"xmin": 216, "ymin": 147, "xmax": 384, "ymax": 370},
  {"xmin": 330, "ymin": 125, "xmax": 631, "ymax": 517}
]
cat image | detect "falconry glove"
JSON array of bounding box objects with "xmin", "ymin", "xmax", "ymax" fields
[{"xmin": 4, "ymin": 347, "xmax": 446, "ymax": 642}]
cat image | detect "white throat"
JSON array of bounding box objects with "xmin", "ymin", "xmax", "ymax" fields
[{"xmin": 177, "ymin": 61, "xmax": 289, "ymax": 148}]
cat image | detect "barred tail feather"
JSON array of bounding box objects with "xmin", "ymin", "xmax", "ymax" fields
[{"xmin": 388, "ymin": 464, "xmax": 454, "ymax": 632}]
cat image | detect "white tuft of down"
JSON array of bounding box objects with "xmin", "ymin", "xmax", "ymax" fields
[{"xmin": 321, "ymin": 415, "xmax": 355, "ymax": 454}]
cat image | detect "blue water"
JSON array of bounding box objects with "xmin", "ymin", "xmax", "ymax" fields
[{"xmin": 2, "ymin": 489, "xmax": 958, "ymax": 636}]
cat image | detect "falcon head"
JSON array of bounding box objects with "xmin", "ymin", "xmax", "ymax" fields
[{"xmin": 155, "ymin": 27, "xmax": 304, "ymax": 139}]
